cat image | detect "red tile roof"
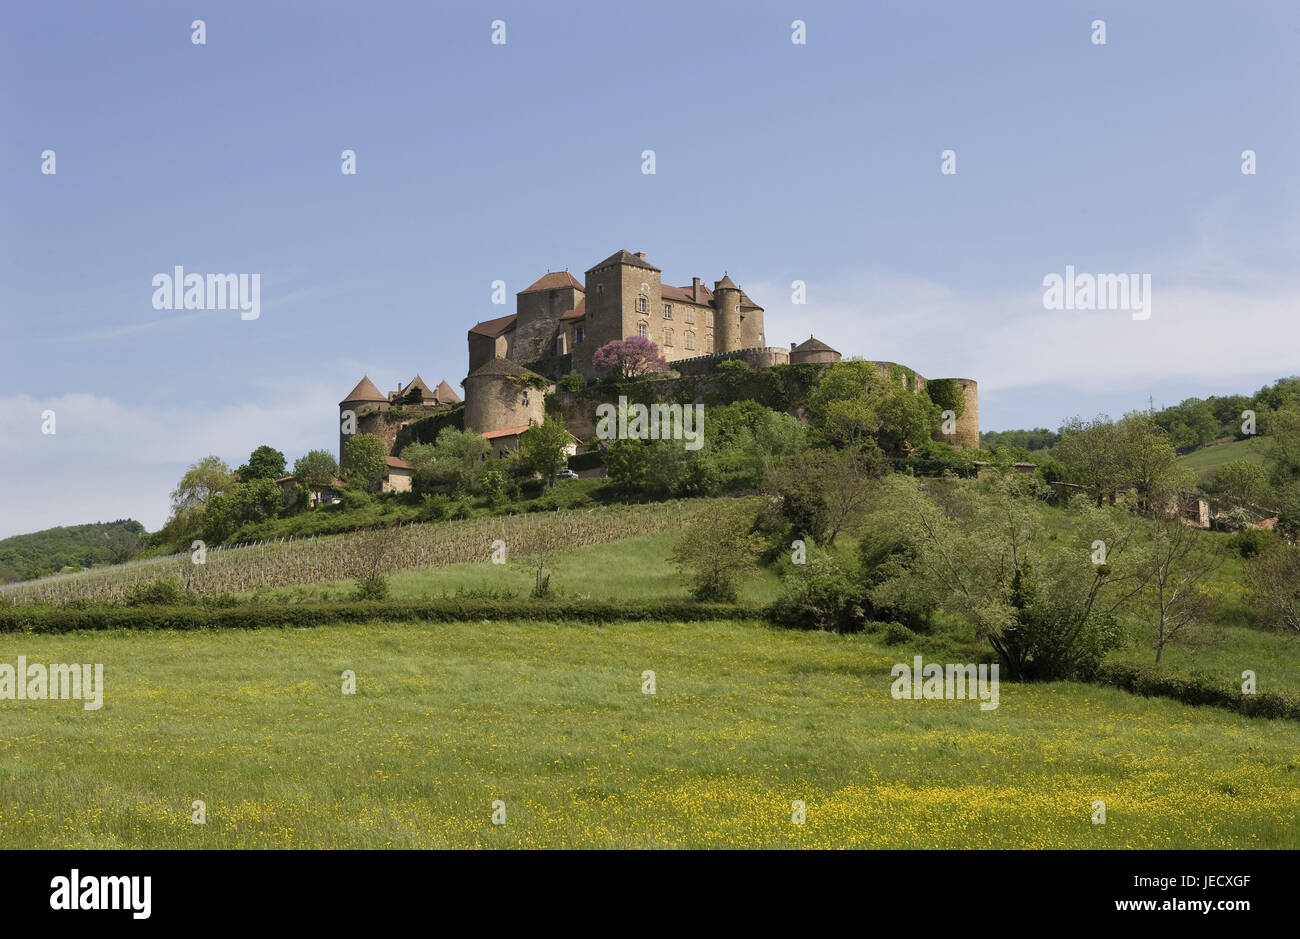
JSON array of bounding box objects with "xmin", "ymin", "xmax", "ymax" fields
[
  {"xmin": 661, "ymin": 284, "xmax": 714, "ymax": 306},
  {"xmin": 339, "ymin": 375, "xmax": 386, "ymax": 404},
  {"xmin": 469, "ymin": 314, "xmax": 517, "ymax": 338},
  {"xmin": 520, "ymin": 271, "xmax": 584, "ymax": 294},
  {"xmin": 480, "ymin": 424, "xmax": 533, "ymax": 440},
  {"xmin": 386, "ymin": 456, "xmax": 410, "ymax": 469},
  {"xmin": 560, "ymin": 298, "xmax": 587, "ymax": 322}
]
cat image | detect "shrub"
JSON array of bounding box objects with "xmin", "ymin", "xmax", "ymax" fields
[
  {"xmin": 883, "ymin": 622, "xmax": 915, "ymax": 645},
  {"xmin": 671, "ymin": 500, "xmax": 763, "ymax": 601},
  {"xmin": 1228, "ymin": 527, "xmax": 1276, "ymax": 558},
  {"xmin": 340, "ymin": 488, "xmax": 373, "ymax": 511},
  {"xmin": 350, "ymin": 574, "xmax": 390, "ymax": 601},
  {"xmin": 767, "ymin": 555, "xmax": 865, "ymax": 632},
  {"xmin": 124, "ymin": 576, "xmax": 188, "ymax": 606}
]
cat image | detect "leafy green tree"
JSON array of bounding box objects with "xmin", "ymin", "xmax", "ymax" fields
[
  {"xmin": 237, "ymin": 445, "xmax": 286, "ymax": 482},
  {"xmin": 671, "ymin": 500, "xmax": 763, "ymax": 601},
  {"xmin": 519, "ymin": 420, "xmax": 572, "ymax": 485},
  {"xmin": 1134, "ymin": 517, "xmax": 1221, "ymax": 664},
  {"xmin": 806, "ymin": 360, "xmax": 938, "ymax": 455},
  {"xmin": 763, "ymin": 448, "xmax": 875, "ymax": 545},
  {"xmin": 342, "ymin": 433, "xmax": 389, "ymax": 491},
  {"xmin": 401, "ymin": 427, "xmax": 491, "ymax": 495},
  {"xmin": 866, "ymin": 474, "xmax": 1142, "ymax": 680},
  {"xmin": 604, "ymin": 438, "xmax": 651, "ymax": 495},
  {"xmin": 1207, "ymin": 460, "xmax": 1270, "ymax": 510},
  {"xmin": 292, "ymin": 450, "xmax": 339, "ymax": 489},
  {"xmin": 1118, "ymin": 412, "xmax": 1192, "ymax": 513},
  {"xmin": 1054, "ymin": 416, "xmax": 1125, "ymax": 505},
  {"xmin": 1246, "ymin": 543, "xmax": 1300, "ymax": 633}
]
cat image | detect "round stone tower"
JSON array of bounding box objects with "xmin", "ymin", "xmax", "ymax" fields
[
  {"xmin": 463, "ymin": 357, "xmax": 547, "ymax": 435},
  {"xmin": 789, "ymin": 335, "xmax": 841, "ymax": 365},
  {"xmin": 338, "ymin": 375, "xmax": 389, "ymax": 463},
  {"xmin": 713, "ymin": 276, "xmax": 741, "ymax": 353},
  {"xmin": 929, "ymin": 377, "xmax": 980, "ymax": 449}
]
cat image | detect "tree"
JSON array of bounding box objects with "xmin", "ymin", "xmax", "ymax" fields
[
  {"xmin": 866, "ymin": 474, "xmax": 1143, "ymax": 680},
  {"xmin": 1118, "ymin": 412, "xmax": 1192, "ymax": 513},
  {"xmin": 237, "ymin": 445, "xmax": 286, "ymax": 482},
  {"xmin": 170, "ymin": 456, "xmax": 236, "ymax": 515},
  {"xmin": 1246, "ymin": 543, "xmax": 1300, "ymax": 633},
  {"xmin": 519, "ymin": 420, "xmax": 572, "ymax": 485},
  {"xmin": 293, "ymin": 450, "xmax": 339, "ymax": 490},
  {"xmin": 1135, "ymin": 517, "xmax": 1220, "ymax": 664},
  {"xmin": 604, "ymin": 438, "xmax": 651, "ymax": 495},
  {"xmin": 401, "ymin": 427, "xmax": 491, "ymax": 495},
  {"xmin": 1054, "ymin": 416, "xmax": 1125, "ymax": 505},
  {"xmin": 763, "ymin": 448, "xmax": 875, "ymax": 545},
  {"xmin": 805, "ymin": 360, "xmax": 937, "ymax": 455},
  {"xmin": 342, "ymin": 434, "xmax": 389, "ymax": 491},
  {"xmin": 670, "ymin": 500, "xmax": 763, "ymax": 601},
  {"xmin": 591, "ymin": 336, "xmax": 668, "ymax": 380},
  {"xmin": 1207, "ymin": 460, "xmax": 1270, "ymax": 510}
]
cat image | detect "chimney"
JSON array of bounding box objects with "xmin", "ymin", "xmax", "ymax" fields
[
  {"xmin": 634, "ymin": 251, "xmax": 646, "ymax": 260},
  {"xmin": 692, "ymin": 276, "xmax": 701, "ymax": 303},
  {"xmin": 790, "ymin": 342, "xmax": 796, "ymax": 351}
]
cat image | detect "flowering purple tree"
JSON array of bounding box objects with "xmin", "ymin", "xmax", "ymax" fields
[{"xmin": 591, "ymin": 336, "xmax": 669, "ymax": 380}]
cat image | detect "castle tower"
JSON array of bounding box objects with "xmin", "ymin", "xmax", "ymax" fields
[
  {"xmin": 713, "ymin": 276, "xmax": 742, "ymax": 353},
  {"xmin": 514, "ymin": 271, "xmax": 584, "ymax": 365},
  {"xmin": 338, "ymin": 375, "xmax": 388, "ymax": 463},
  {"xmin": 463, "ymin": 357, "xmax": 547, "ymax": 435},
  {"xmin": 577, "ymin": 250, "xmax": 662, "ymax": 374}
]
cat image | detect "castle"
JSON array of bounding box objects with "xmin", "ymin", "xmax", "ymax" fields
[{"xmin": 337, "ymin": 248, "xmax": 980, "ymax": 488}]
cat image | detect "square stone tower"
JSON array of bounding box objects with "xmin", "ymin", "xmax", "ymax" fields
[{"xmin": 575, "ymin": 250, "xmax": 662, "ymax": 374}]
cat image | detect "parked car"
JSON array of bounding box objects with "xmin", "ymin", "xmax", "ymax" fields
[{"xmin": 555, "ymin": 469, "xmax": 579, "ymax": 479}]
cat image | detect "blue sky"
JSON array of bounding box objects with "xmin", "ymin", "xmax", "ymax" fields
[{"xmin": 2, "ymin": 0, "xmax": 1298, "ymax": 536}]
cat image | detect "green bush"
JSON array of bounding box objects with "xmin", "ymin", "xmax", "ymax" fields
[
  {"xmin": 351, "ymin": 574, "xmax": 390, "ymax": 601},
  {"xmin": 767, "ymin": 555, "xmax": 865, "ymax": 632},
  {"xmin": 123, "ymin": 576, "xmax": 188, "ymax": 607},
  {"xmin": 1095, "ymin": 664, "xmax": 1300, "ymax": 721},
  {"xmin": 883, "ymin": 621, "xmax": 915, "ymax": 645},
  {"xmin": 1227, "ymin": 528, "xmax": 1277, "ymax": 558}
]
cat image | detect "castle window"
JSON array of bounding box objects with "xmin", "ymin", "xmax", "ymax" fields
[
  {"xmin": 522, "ymin": 390, "xmax": 530, "ymax": 406},
  {"xmin": 636, "ymin": 296, "xmax": 648, "ymax": 314},
  {"xmin": 706, "ymin": 311, "xmax": 714, "ymax": 327},
  {"xmin": 596, "ymin": 284, "xmax": 604, "ymax": 296},
  {"xmin": 685, "ymin": 331, "xmax": 695, "ymax": 351},
  {"xmin": 664, "ymin": 328, "xmax": 674, "ymax": 347},
  {"xmin": 637, "ymin": 322, "xmax": 648, "ymax": 338},
  {"xmin": 575, "ymin": 326, "xmax": 584, "ymax": 344},
  {"xmin": 663, "ymin": 304, "xmax": 672, "ymax": 318},
  {"xmin": 685, "ymin": 309, "xmax": 694, "ymax": 324}
]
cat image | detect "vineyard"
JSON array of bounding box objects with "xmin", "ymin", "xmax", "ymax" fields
[{"xmin": 0, "ymin": 500, "xmax": 720, "ymax": 606}]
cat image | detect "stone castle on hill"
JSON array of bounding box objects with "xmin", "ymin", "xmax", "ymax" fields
[{"xmin": 336, "ymin": 248, "xmax": 979, "ymax": 490}]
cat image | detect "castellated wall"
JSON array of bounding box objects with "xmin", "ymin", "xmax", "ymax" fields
[{"xmin": 671, "ymin": 346, "xmax": 790, "ymax": 376}]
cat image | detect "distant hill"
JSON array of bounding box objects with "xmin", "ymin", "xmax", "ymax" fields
[{"xmin": 0, "ymin": 520, "xmax": 147, "ymax": 584}]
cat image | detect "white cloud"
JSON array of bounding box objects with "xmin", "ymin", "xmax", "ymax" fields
[{"xmin": 0, "ymin": 385, "xmax": 342, "ymax": 539}]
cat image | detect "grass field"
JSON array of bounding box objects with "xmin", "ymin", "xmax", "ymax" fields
[
  {"xmin": 259, "ymin": 531, "xmax": 792, "ymax": 606},
  {"xmin": 2, "ymin": 619, "xmax": 1297, "ymax": 849},
  {"xmin": 1178, "ymin": 435, "xmax": 1271, "ymax": 480}
]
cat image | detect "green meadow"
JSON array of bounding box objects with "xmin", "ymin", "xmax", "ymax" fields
[{"xmin": 2, "ymin": 619, "xmax": 1297, "ymax": 849}]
